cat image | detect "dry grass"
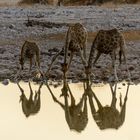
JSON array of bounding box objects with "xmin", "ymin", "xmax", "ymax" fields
[
  {"xmin": 101, "ymin": 2, "xmax": 120, "ymax": 8},
  {"xmin": 88, "ymin": 30, "xmax": 140, "ymax": 41},
  {"xmin": 88, "ymin": 30, "xmax": 140, "ymax": 42},
  {"xmin": 18, "ymin": 0, "xmax": 48, "ymax": 5},
  {"xmin": 46, "ymin": 30, "xmax": 140, "ymax": 42},
  {"xmin": 125, "ymin": 0, "xmax": 140, "ymax": 4},
  {"xmin": 64, "ymin": 0, "xmax": 140, "ymax": 6},
  {"xmin": 64, "ymin": 0, "xmax": 87, "ymax": 6},
  {"xmin": 123, "ymin": 30, "xmax": 140, "ymax": 41},
  {"xmin": 0, "ymin": 3, "xmax": 15, "ymax": 7}
]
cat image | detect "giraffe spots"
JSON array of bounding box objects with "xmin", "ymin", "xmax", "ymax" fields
[
  {"xmin": 66, "ymin": 23, "xmax": 87, "ymax": 52},
  {"xmin": 93, "ymin": 28, "xmax": 125, "ymax": 55}
]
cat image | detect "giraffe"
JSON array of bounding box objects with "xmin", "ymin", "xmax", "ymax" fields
[
  {"xmin": 87, "ymin": 28, "xmax": 131, "ymax": 81},
  {"xmin": 86, "ymin": 80, "xmax": 130, "ymax": 130},
  {"xmin": 17, "ymin": 81, "xmax": 43, "ymax": 117},
  {"xmin": 46, "ymin": 82, "xmax": 88, "ymax": 132},
  {"xmin": 19, "ymin": 40, "xmax": 40, "ymax": 72},
  {"xmin": 57, "ymin": 0, "xmax": 63, "ymax": 6},
  {"xmin": 46, "ymin": 23, "xmax": 88, "ymax": 76}
]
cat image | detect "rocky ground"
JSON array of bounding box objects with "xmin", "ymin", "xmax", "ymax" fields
[{"xmin": 0, "ymin": 4, "xmax": 140, "ymax": 84}]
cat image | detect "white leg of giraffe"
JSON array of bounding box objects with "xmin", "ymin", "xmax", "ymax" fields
[
  {"xmin": 110, "ymin": 52, "xmax": 118, "ymax": 81},
  {"xmin": 93, "ymin": 51, "xmax": 101, "ymax": 65},
  {"xmin": 110, "ymin": 83, "xmax": 117, "ymax": 109},
  {"xmin": 83, "ymin": 41, "xmax": 87, "ymax": 61},
  {"xmin": 88, "ymin": 42, "xmax": 97, "ymax": 69},
  {"xmin": 67, "ymin": 52, "xmax": 74, "ymax": 70},
  {"xmin": 122, "ymin": 49, "xmax": 131, "ymax": 82},
  {"xmin": 29, "ymin": 58, "xmax": 32, "ymax": 73},
  {"xmin": 120, "ymin": 39, "xmax": 131, "ymax": 82},
  {"xmin": 34, "ymin": 55, "xmax": 39, "ymax": 71},
  {"xmin": 79, "ymin": 48, "xmax": 88, "ymax": 67},
  {"xmin": 46, "ymin": 49, "xmax": 63, "ymax": 75},
  {"xmin": 67, "ymin": 84, "xmax": 75, "ymax": 106}
]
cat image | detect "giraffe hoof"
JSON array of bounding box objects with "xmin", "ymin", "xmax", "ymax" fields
[
  {"xmin": 45, "ymin": 72, "xmax": 50, "ymax": 78},
  {"xmin": 127, "ymin": 81, "xmax": 133, "ymax": 85},
  {"xmin": 60, "ymin": 93, "xmax": 64, "ymax": 97},
  {"xmin": 35, "ymin": 72, "xmax": 41, "ymax": 79},
  {"xmin": 108, "ymin": 76, "xmax": 117, "ymax": 82},
  {"xmin": 60, "ymin": 92, "xmax": 69, "ymax": 97}
]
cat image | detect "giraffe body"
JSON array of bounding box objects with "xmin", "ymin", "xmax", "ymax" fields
[
  {"xmin": 46, "ymin": 23, "xmax": 88, "ymax": 75},
  {"xmin": 88, "ymin": 28, "xmax": 130, "ymax": 81},
  {"xmin": 66, "ymin": 23, "xmax": 87, "ymax": 53},
  {"xmin": 89, "ymin": 28, "xmax": 125, "ymax": 64},
  {"xmin": 19, "ymin": 40, "xmax": 40, "ymax": 71}
]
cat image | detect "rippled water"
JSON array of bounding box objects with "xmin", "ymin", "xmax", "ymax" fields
[{"xmin": 0, "ymin": 81, "xmax": 140, "ymax": 140}]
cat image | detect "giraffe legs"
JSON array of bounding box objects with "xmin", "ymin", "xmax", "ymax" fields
[
  {"xmin": 29, "ymin": 81, "xmax": 33, "ymax": 97},
  {"xmin": 46, "ymin": 49, "xmax": 63, "ymax": 76},
  {"xmin": 91, "ymin": 89, "xmax": 103, "ymax": 110},
  {"xmin": 35, "ymin": 54, "xmax": 40, "ymax": 70},
  {"xmin": 122, "ymin": 50, "xmax": 131, "ymax": 82},
  {"xmin": 35, "ymin": 82, "xmax": 43, "ymax": 96},
  {"xmin": 119, "ymin": 40, "xmax": 131, "ymax": 82},
  {"xmin": 110, "ymin": 83, "xmax": 117, "ymax": 109},
  {"xmin": 83, "ymin": 41, "xmax": 87, "ymax": 62},
  {"xmin": 67, "ymin": 84, "xmax": 75, "ymax": 106},
  {"xmin": 29, "ymin": 58, "xmax": 32, "ymax": 72},
  {"xmin": 17, "ymin": 82, "xmax": 24, "ymax": 94},
  {"xmin": 31, "ymin": 82, "xmax": 42, "ymax": 109},
  {"xmin": 79, "ymin": 48, "xmax": 88, "ymax": 67},
  {"xmin": 93, "ymin": 51, "xmax": 101, "ymax": 65},
  {"xmin": 110, "ymin": 52, "xmax": 118, "ymax": 81},
  {"xmin": 83, "ymin": 94, "xmax": 88, "ymax": 116},
  {"xmin": 67, "ymin": 52, "xmax": 74, "ymax": 71},
  {"xmin": 119, "ymin": 83, "xmax": 130, "ymax": 125},
  {"xmin": 46, "ymin": 82, "xmax": 65, "ymax": 109}
]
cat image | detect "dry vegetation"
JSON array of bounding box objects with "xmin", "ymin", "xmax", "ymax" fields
[
  {"xmin": 46, "ymin": 30, "xmax": 140, "ymax": 43},
  {"xmin": 18, "ymin": 0, "xmax": 48, "ymax": 4},
  {"xmin": 18, "ymin": 0, "xmax": 140, "ymax": 5}
]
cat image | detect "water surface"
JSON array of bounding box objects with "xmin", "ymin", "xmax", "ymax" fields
[{"xmin": 0, "ymin": 81, "xmax": 140, "ymax": 139}]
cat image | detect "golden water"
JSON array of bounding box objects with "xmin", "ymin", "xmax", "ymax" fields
[{"xmin": 0, "ymin": 82, "xmax": 140, "ymax": 140}]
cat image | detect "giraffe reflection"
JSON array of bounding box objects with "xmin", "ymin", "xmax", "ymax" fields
[
  {"xmin": 86, "ymin": 81, "xmax": 130, "ymax": 130},
  {"xmin": 46, "ymin": 82, "xmax": 88, "ymax": 132},
  {"xmin": 17, "ymin": 82, "xmax": 43, "ymax": 117}
]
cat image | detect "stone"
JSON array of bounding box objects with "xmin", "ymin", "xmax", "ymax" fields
[{"xmin": 2, "ymin": 79, "xmax": 9, "ymax": 85}]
